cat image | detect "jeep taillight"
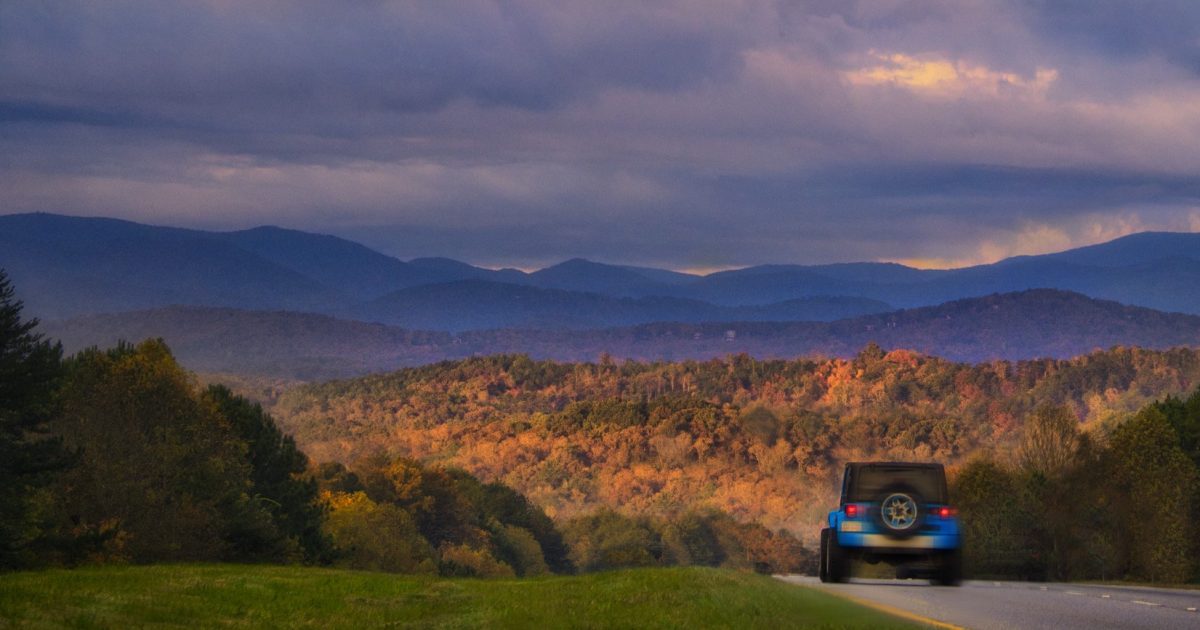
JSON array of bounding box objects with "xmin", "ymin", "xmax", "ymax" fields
[
  {"xmin": 937, "ymin": 506, "xmax": 956, "ymax": 518},
  {"xmin": 845, "ymin": 504, "xmax": 859, "ymax": 518}
]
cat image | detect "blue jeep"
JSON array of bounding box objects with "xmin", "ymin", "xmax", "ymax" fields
[{"xmin": 820, "ymin": 461, "xmax": 961, "ymax": 586}]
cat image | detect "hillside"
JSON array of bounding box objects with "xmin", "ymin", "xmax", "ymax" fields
[
  {"xmin": 487, "ymin": 290, "xmax": 1200, "ymax": 363},
  {"xmin": 527, "ymin": 258, "xmax": 677, "ymax": 297},
  {"xmin": 215, "ymin": 225, "xmax": 446, "ymax": 301},
  {"xmin": 45, "ymin": 306, "xmax": 458, "ymax": 380},
  {"xmin": 268, "ymin": 347, "xmax": 1200, "ymax": 536},
  {"xmin": 44, "ymin": 290, "xmax": 1200, "ymax": 379},
  {"xmin": 0, "ymin": 213, "xmax": 497, "ymax": 319},
  {"xmin": 0, "ymin": 213, "xmax": 339, "ymax": 318}
]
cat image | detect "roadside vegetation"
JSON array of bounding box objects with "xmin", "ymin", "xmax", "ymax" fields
[
  {"xmin": 955, "ymin": 397, "xmax": 1199, "ymax": 583},
  {"xmin": 0, "ymin": 564, "xmax": 920, "ymax": 629}
]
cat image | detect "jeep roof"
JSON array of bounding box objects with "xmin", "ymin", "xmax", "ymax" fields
[{"xmin": 839, "ymin": 461, "xmax": 948, "ymax": 504}]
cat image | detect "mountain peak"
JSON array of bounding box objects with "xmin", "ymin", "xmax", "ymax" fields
[
  {"xmin": 999, "ymin": 230, "xmax": 1200, "ymax": 269},
  {"xmin": 409, "ymin": 256, "xmax": 481, "ymax": 271},
  {"xmin": 540, "ymin": 257, "xmax": 604, "ymax": 270}
]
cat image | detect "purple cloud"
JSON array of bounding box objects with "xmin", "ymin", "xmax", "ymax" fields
[{"xmin": 2, "ymin": 0, "xmax": 1199, "ymax": 269}]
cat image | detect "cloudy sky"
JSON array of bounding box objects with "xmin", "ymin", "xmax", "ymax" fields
[{"xmin": 3, "ymin": 1, "xmax": 1200, "ymax": 270}]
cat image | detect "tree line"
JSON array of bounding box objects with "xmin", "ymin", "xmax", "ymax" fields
[
  {"xmin": 954, "ymin": 398, "xmax": 1199, "ymax": 582},
  {"xmin": 0, "ymin": 270, "xmax": 805, "ymax": 575}
]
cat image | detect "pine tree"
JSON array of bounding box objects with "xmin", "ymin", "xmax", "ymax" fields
[
  {"xmin": 0, "ymin": 269, "xmax": 71, "ymax": 569},
  {"xmin": 205, "ymin": 385, "xmax": 332, "ymax": 562}
]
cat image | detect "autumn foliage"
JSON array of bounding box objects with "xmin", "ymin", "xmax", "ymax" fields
[{"xmin": 270, "ymin": 346, "xmax": 1200, "ymax": 540}]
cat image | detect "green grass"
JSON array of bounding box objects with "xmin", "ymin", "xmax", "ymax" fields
[{"xmin": 0, "ymin": 564, "xmax": 922, "ymax": 629}]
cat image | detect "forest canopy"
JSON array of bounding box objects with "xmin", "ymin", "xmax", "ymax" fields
[{"xmin": 270, "ymin": 347, "xmax": 1200, "ymax": 534}]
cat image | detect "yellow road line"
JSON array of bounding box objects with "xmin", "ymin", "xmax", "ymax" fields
[{"xmin": 816, "ymin": 588, "xmax": 964, "ymax": 630}]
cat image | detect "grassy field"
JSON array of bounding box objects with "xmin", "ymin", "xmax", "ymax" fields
[{"xmin": 0, "ymin": 564, "xmax": 922, "ymax": 629}]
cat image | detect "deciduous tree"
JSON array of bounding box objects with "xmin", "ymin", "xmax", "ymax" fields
[
  {"xmin": 1107, "ymin": 408, "xmax": 1197, "ymax": 582},
  {"xmin": 53, "ymin": 340, "xmax": 264, "ymax": 562}
]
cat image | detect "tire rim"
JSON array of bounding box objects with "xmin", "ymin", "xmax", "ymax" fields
[{"xmin": 881, "ymin": 493, "xmax": 918, "ymax": 530}]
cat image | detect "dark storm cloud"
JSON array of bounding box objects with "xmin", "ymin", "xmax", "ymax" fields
[
  {"xmin": 0, "ymin": 101, "xmax": 140, "ymax": 127},
  {"xmin": 1024, "ymin": 0, "xmax": 1200, "ymax": 70},
  {"xmin": 805, "ymin": 165, "xmax": 1200, "ymax": 206},
  {"xmin": 2, "ymin": 1, "xmax": 1199, "ymax": 269},
  {"xmin": 1, "ymin": 2, "xmax": 742, "ymax": 123}
]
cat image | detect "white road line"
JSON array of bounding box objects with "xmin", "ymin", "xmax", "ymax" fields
[
  {"xmin": 1101, "ymin": 595, "xmax": 1111, "ymax": 599},
  {"xmin": 1187, "ymin": 607, "xmax": 1197, "ymax": 612},
  {"xmin": 1065, "ymin": 591, "xmax": 1084, "ymax": 596},
  {"xmin": 1131, "ymin": 600, "xmax": 1161, "ymax": 607}
]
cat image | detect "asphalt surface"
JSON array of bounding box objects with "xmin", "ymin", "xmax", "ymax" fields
[{"xmin": 778, "ymin": 576, "xmax": 1200, "ymax": 629}]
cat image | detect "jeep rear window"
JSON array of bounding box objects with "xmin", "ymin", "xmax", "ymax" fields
[{"xmin": 846, "ymin": 466, "xmax": 947, "ymax": 503}]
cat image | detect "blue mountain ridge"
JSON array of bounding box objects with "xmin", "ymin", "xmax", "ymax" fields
[{"xmin": 4, "ymin": 213, "xmax": 1200, "ymax": 327}]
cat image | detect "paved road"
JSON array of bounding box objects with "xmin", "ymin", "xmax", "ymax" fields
[{"xmin": 778, "ymin": 576, "xmax": 1200, "ymax": 629}]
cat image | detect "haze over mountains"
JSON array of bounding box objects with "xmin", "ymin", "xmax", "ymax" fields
[
  {"xmin": 6, "ymin": 212, "xmax": 1200, "ymax": 378},
  {"xmin": 40, "ymin": 290, "xmax": 1200, "ymax": 380}
]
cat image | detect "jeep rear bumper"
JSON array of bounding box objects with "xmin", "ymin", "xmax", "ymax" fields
[{"xmin": 837, "ymin": 532, "xmax": 959, "ymax": 551}]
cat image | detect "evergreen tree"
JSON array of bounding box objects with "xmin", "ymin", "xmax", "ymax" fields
[
  {"xmin": 1152, "ymin": 386, "xmax": 1200, "ymax": 580},
  {"xmin": 1107, "ymin": 408, "xmax": 1197, "ymax": 582},
  {"xmin": 0, "ymin": 269, "xmax": 71, "ymax": 569},
  {"xmin": 1152, "ymin": 387, "xmax": 1200, "ymax": 470},
  {"xmin": 205, "ymin": 385, "xmax": 332, "ymax": 562},
  {"xmin": 480, "ymin": 482, "xmax": 573, "ymax": 574}
]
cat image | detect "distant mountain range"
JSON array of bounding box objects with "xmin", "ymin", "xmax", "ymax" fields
[
  {"xmin": 353, "ymin": 280, "xmax": 889, "ymax": 331},
  {"xmin": 5, "ymin": 213, "xmax": 1200, "ymax": 332},
  {"xmin": 42, "ymin": 290, "xmax": 1200, "ymax": 379},
  {"xmin": 0, "ymin": 213, "xmax": 887, "ymax": 327}
]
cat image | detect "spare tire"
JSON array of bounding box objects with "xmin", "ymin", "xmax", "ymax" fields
[{"xmin": 874, "ymin": 484, "xmax": 923, "ymax": 539}]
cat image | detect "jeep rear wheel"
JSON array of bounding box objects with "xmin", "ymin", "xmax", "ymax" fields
[
  {"xmin": 818, "ymin": 529, "xmax": 829, "ymax": 582},
  {"xmin": 824, "ymin": 528, "xmax": 849, "ymax": 583},
  {"xmin": 932, "ymin": 550, "xmax": 962, "ymax": 586}
]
